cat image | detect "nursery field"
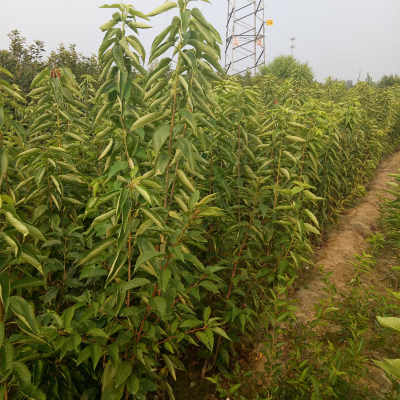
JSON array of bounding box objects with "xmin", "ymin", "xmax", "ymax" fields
[{"xmin": 1, "ymin": 1, "xmax": 400, "ymax": 399}]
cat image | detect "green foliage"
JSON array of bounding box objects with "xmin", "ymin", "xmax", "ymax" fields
[
  {"xmin": 0, "ymin": 30, "xmax": 99, "ymax": 91},
  {"xmin": 375, "ymin": 172, "xmax": 400, "ymax": 384},
  {"xmin": 258, "ymin": 55, "xmax": 314, "ymax": 84},
  {"xmin": 378, "ymin": 74, "xmax": 400, "ymax": 88},
  {"xmin": 0, "ymin": 2, "xmax": 400, "ymax": 398}
]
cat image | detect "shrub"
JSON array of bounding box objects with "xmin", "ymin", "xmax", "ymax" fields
[{"xmin": 0, "ymin": 2, "xmax": 400, "ymax": 398}]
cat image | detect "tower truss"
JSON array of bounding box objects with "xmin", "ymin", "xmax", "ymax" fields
[{"xmin": 225, "ymin": 0, "xmax": 266, "ymax": 75}]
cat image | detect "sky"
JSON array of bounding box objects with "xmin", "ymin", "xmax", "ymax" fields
[{"xmin": 0, "ymin": 0, "xmax": 399, "ymax": 82}]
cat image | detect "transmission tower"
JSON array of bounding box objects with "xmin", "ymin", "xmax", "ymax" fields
[{"xmin": 225, "ymin": 0, "xmax": 266, "ymax": 75}]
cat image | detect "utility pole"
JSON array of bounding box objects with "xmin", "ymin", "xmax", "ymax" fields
[
  {"xmin": 225, "ymin": 0, "xmax": 266, "ymax": 75},
  {"xmin": 290, "ymin": 37, "xmax": 296, "ymax": 57}
]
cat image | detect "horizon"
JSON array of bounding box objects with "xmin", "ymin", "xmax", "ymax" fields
[{"xmin": 0, "ymin": 0, "xmax": 399, "ymax": 82}]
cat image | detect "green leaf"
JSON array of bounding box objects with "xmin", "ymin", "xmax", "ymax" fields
[
  {"xmin": 87, "ymin": 328, "xmax": 109, "ymax": 339},
  {"xmin": 10, "ymin": 296, "xmax": 40, "ymax": 334},
  {"xmin": 305, "ymin": 209, "xmax": 320, "ymax": 228},
  {"xmin": 152, "ymin": 124, "xmax": 170, "ymax": 157},
  {"xmin": 374, "ymin": 358, "xmax": 400, "ymax": 380},
  {"xmin": 13, "ymin": 361, "xmax": 31, "ymax": 384},
  {"xmin": 115, "ymin": 361, "xmax": 133, "ymax": 387},
  {"xmin": 1, "ymin": 84, "xmax": 25, "ymax": 102},
  {"xmin": 127, "ymin": 36, "xmax": 146, "ymax": 61},
  {"xmin": 128, "ymin": 21, "xmax": 152, "ymax": 29},
  {"xmin": 160, "ymin": 268, "xmax": 171, "ymax": 292},
  {"xmin": 62, "ymin": 305, "xmax": 79, "ymax": 331},
  {"xmin": 86, "ymin": 209, "xmax": 116, "ymax": 233},
  {"xmin": 99, "ymin": 139, "xmax": 113, "ymax": 160},
  {"xmin": 91, "ymin": 343, "xmax": 103, "ymax": 370},
  {"xmin": 26, "ymin": 224, "xmax": 46, "ymax": 242},
  {"xmin": 286, "ymin": 135, "xmax": 306, "ymax": 143},
  {"xmin": 102, "ymin": 360, "xmax": 117, "ymax": 392},
  {"xmin": 130, "ymin": 112, "xmax": 162, "ymax": 132},
  {"xmin": 153, "ymin": 296, "xmax": 167, "ymax": 319},
  {"xmin": 77, "ymin": 239, "xmax": 114, "ymax": 266},
  {"xmin": 135, "ymin": 185, "xmax": 152, "ymax": 205},
  {"xmin": 212, "ymin": 327, "xmax": 231, "ymax": 341},
  {"xmin": 377, "ymin": 316, "xmax": 400, "ymax": 333},
  {"xmin": 20, "ymin": 252, "xmax": 44, "ymax": 276},
  {"xmin": 127, "ymin": 375, "xmax": 140, "ymax": 395},
  {"xmin": 165, "ymin": 382, "xmax": 176, "ymax": 400},
  {"xmin": 0, "ymin": 66, "xmax": 13, "ymax": 79},
  {"xmin": 180, "ymin": 319, "xmax": 202, "ymax": 329},
  {"xmin": 135, "ymin": 247, "xmax": 162, "ymax": 269},
  {"xmin": 304, "ymin": 222, "xmax": 320, "ymax": 235},
  {"xmin": 108, "ymin": 160, "xmax": 128, "ymax": 179},
  {"xmin": 121, "ymin": 278, "xmax": 151, "ymax": 291},
  {"xmin": 100, "ymin": 19, "xmax": 119, "ymax": 32},
  {"xmin": 177, "ymin": 169, "xmax": 195, "ymax": 193},
  {"xmin": 198, "ymin": 207, "xmax": 224, "ymax": 217},
  {"xmin": 0, "ymin": 232, "xmax": 18, "ymax": 256},
  {"xmin": 20, "ymin": 383, "xmax": 46, "ymax": 400},
  {"xmin": 100, "ymin": 4, "xmax": 123, "ymax": 10},
  {"xmin": 147, "ymin": 2, "xmax": 177, "ymax": 17},
  {"xmin": 5, "ymin": 211, "xmax": 29, "ymax": 238},
  {"xmin": 195, "ymin": 330, "xmax": 214, "ymax": 351},
  {"xmin": 203, "ymin": 306, "xmax": 211, "ymax": 322},
  {"xmin": 76, "ymin": 346, "xmax": 91, "ymax": 366},
  {"xmin": 149, "ymin": 41, "xmax": 175, "ymax": 64},
  {"xmin": 199, "ymin": 280, "xmax": 219, "ymax": 293},
  {"xmin": 162, "ymin": 354, "xmax": 176, "ymax": 381},
  {"xmin": 141, "ymin": 209, "xmax": 165, "ymax": 229},
  {"xmin": 0, "ymin": 149, "xmax": 8, "ymax": 183}
]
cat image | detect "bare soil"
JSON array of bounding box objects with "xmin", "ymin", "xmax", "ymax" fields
[{"xmin": 295, "ymin": 151, "xmax": 400, "ymax": 322}]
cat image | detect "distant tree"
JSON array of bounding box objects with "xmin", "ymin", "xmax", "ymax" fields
[
  {"xmin": 378, "ymin": 74, "xmax": 400, "ymax": 88},
  {"xmin": 0, "ymin": 30, "xmax": 46, "ymax": 91},
  {"xmin": 258, "ymin": 55, "xmax": 314, "ymax": 84},
  {"xmin": 0, "ymin": 30, "xmax": 99, "ymax": 91},
  {"xmin": 365, "ymin": 73, "xmax": 375, "ymax": 86},
  {"xmin": 47, "ymin": 43, "xmax": 99, "ymax": 81}
]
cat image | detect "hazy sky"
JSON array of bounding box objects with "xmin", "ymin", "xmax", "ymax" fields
[{"xmin": 0, "ymin": 0, "xmax": 399, "ymax": 82}]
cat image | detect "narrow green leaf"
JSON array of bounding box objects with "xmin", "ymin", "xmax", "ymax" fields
[
  {"xmin": 20, "ymin": 252, "xmax": 44, "ymax": 276},
  {"xmin": 87, "ymin": 328, "xmax": 109, "ymax": 339},
  {"xmin": 153, "ymin": 296, "xmax": 167, "ymax": 319},
  {"xmin": 377, "ymin": 316, "xmax": 400, "ymax": 333},
  {"xmin": 130, "ymin": 112, "xmax": 162, "ymax": 132},
  {"xmin": 5, "ymin": 211, "xmax": 29, "ymax": 238},
  {"xmin": 177, "ymin": 169, "xmax": 195, "ymax": 193},
  {"xmin": 10, "ymin": 296, "xmax": 40, "ymax": 334},
  {"xmin": 121, "ymin": 278, "xmax": 151, "ymax": 291},
  {"xmin": 77, "ymin": 239, "xmax": 114, "ymax": 266},
  {"xmin": 147, "ymin": 2, "xmax": 177, "ymax": 17},
  {"xmin": 212, "ymin": 327, "xmax": 231, "ymax": 341},
  {"xmin": 152, "ymin": 124, "xmax": 170, "ymax": 156},
  {"xmin": 162, "ymin": 354, "xmax": 176, "ymax": 381}
]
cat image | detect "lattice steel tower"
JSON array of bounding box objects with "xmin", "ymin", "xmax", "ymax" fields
[{"xmin": 225, "ymin": 0, "xmax": 266, "ymax": 75}]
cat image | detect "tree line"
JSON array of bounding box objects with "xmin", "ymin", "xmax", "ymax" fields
[
  {"xmin": 1, "ymin": 30, "xmax": 399, "ymax": 92},
  {"xmin": 0, "ymin": 30, "xmax": 99, "ymax": 92}
]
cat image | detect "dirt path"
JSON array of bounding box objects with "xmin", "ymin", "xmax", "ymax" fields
[{"xmin": 295, "ymin": 151, "xmax": 400, "ymax": 322}]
